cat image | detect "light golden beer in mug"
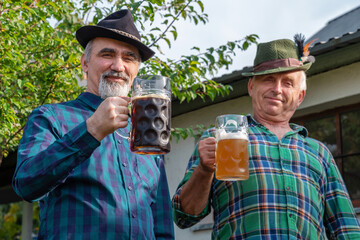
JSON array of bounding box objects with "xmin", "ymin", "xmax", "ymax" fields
[{"xmin": 215, "ymin": 115, "xmax": 249, "ymax": 181}]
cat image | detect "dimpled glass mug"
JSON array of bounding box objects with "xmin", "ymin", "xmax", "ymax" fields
[
  {"xmin": 215, "ymin": 114, "xmax": 249, "ymax": 180},
  {"xmin": 117, "ymin": 75, "xmax": 171, "ymax": 155}
]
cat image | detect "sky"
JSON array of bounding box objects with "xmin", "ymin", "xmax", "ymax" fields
[{"xmin": 156, "ymin": 0, "xmax": 360, "ymax": 77}]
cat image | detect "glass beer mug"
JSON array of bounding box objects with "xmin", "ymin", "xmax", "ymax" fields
[
  {"xmin": 215, "ymin": 114, "xmax": 249, "ymax": 180},
  {"xmin": 117, "ymin": 75, "xmax": 171, "ymax": 155}
]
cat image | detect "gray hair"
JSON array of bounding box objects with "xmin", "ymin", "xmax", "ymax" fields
[
  {"xmin": 84, "ymin": 39, "xmax": 93, "ymax": 63},
  {"xmin": 300, "ymin": 70, "xmax": 307, "ymax": 91}
]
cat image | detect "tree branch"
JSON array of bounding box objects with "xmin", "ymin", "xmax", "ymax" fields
[
  {"xmin": 39, "ymin": 75, "xmax": 56, "ymax": 106},
  {"xmin": 85, "ymin": 3, "xmax": 95, "ymax": 24},
  {"xmin": 149, "ymin": 0, "xmax": 191, "ymax": 47}
]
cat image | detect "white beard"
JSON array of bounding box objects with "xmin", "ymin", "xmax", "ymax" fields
[{"xmin": 98, "ymin": 74, "xmax": 130, "ymax": 99}]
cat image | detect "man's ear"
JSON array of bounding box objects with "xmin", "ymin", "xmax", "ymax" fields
[
  {"xmin": 248, "ymin": 78, "xmax": 254, "ymax": 97},
  {"xmin": 297, "ymin": 89, "xmax": 306, "ymax": 107},
  {"xmin": 80, "ymin": 54, "xmax": 88, "ymax": 74}
]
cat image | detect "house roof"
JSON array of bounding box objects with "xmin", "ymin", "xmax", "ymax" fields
[
  {"xmin": 172, "ymin": 6, "xmax": 360, "ymax": 117},
  {"xmin": 307, "ymin": 5, "xmax": 360, "ymax": 44}
]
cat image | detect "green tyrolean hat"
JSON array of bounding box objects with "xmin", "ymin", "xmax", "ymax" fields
[{"xmin": 242, "ymin": 37, "xmax": 315, "ymax": 76}]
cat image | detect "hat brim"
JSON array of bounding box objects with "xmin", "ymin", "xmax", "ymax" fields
[
  {"xmin": 242, "ymin": 62, "xmax": 312, "ymax": 77},
  {"xmin": 76, "ymin": 25, "xmax": 155, "ymax": 62}
]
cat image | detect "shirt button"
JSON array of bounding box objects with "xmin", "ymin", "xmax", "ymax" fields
[
  {"xmin": 117, "ymin": 140, "xmax": 122, "ymax": 144},
  {"xmin": 132, "ymin": 213, "xmax": 136, "ymax": 218},
  {"xmin": 128, "ymin": 186, "xmax": 133, "ymax": 191},
  {"xmin": 286, "ymin": 186, "xmax": 290, "ymax": 191},
  {"xmin": 122, "ymin": 162, "xmax": 127, "ymax": 167},
  {"xmin": 289, "ymin": 214, "xmax": 293, "ymax": 218}
]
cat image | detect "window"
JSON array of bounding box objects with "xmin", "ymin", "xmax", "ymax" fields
[{"xmin": 292, "ymin": 103, "xmax": 360, "ymax": 207}]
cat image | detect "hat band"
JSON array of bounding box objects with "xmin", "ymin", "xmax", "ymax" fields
[
  {"xmin": 109, "ymin": 28, "xmax": 141, "ymax": 42},
  {"xmin": 253, "ymin": 58, "xmax": 303, "ymax": 72}
]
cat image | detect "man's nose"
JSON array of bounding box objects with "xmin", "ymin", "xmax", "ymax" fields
[
  {"xmin": 272, "ymin": 80, "xmax": 282, "ymax": 93},
  {"xmin": 111, "ymin": 57, "xmax": 125, "ymax": 72}
]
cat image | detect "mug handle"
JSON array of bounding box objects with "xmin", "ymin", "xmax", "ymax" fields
[
  {"xmin": 224, "ymin": 119, "xmax": 238, "ymax": 128},
  {"xmin": 115, "ymin": 103, "xmax": 132, "ymax": 140},
  {"xmin": 115, "ymin": 128, "xmax": 130, "ymax": 140}
]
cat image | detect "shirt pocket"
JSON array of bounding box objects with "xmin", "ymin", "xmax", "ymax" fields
[
  {"xmin": 301, "ymin": 152, "xmax": 326, "ymax": 210},
  {"xmin": 134, "ymin": 155, "xmax": 160, "ymax": 201}
]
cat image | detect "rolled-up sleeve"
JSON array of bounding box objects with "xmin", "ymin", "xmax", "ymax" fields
[
  {"xmin": 172, "ymin": 129, "xmax": 214, "ymax": 228},
  {"xmin": 172, "ymin": 178, "xmax": 211, "ymax": 228}
]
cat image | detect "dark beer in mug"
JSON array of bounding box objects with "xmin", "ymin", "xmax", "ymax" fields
[{"xmin": 130, "ymin": 94, "xmax": 171, "ymax": 154}]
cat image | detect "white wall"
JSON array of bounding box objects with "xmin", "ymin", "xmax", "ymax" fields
[
  {"xmin": 165, "ymin": 62, "xmax": 360, "ymax": 239},
  {"xmin": 296, "ymin": 62, "xmax": 360, "ymax": 116}
]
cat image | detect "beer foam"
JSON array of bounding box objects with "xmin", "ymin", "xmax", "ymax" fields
[
  {"xmin": 132, "ymin": 94, "xmax": 170, "ymax": 101},
  {"xmin": 216, "ymin": 128, "xmax": 247, "ymax": 140}
]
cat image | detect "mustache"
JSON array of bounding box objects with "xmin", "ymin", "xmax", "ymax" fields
[{"xmin": 101, "ymin": 70, "xmax": 130, "ymax": 82}]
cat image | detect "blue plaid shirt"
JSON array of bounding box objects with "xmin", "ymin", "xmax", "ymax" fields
[
  {"xmin": 13, "ymin": 92, "xmax": 174, "ymax": 239},
  {"xmin": 173, "ymin": 115, "xmax": 360, "ymax": 239}
]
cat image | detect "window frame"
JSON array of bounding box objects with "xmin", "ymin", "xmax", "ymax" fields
[{"xmin": 292, "ymin": 102, "xmax": 360, "ymax": 207}]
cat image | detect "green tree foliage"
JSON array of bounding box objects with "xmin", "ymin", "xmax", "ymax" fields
[
  {"xmin": 0, "ymin": 202, "xmax": 40, "ymax": 239},
  {"xmin": 0, "ymin": 0, "xmax": 258, "ymax": 164},
  {"xmin": 0, "ymin": 203, "xmax": 21, "ymax": 239},
  {"xmin": 1, "ymin": 0, "xmax": 85, "ymax": 164}
]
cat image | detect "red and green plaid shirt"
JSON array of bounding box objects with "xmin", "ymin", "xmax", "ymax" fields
[{"xmin": 173, "ymin": 115, "xmax": 360, "ymax": 239}]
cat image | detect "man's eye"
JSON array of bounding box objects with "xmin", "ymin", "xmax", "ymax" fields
[
  {"xmin": 124, "ymin": 56, "xmax": 135, "ymax": 61},
  {"xmin": 100, "ymin": 54, "xmax": 111, "ymax": 58},
  {"xmin": 124, "ymin": 52, "xmax": 139, "ymax": 61}
]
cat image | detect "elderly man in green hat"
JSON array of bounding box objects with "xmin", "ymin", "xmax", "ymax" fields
[{"xmin": 172, "ymin": 37, "xmax": 360, "ymax": 239}]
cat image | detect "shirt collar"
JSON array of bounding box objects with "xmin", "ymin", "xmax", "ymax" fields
[
  {"xmin": 246, "ymin": 114, "xmax": 258, "ymax": 127},
  {"xmin": 77, "ymin": 92, "xmax": 103, "ymax": 111},
  {"xmin": 290, "ymin": 123, "xmax": 308, "ymax": 137},
  {"xmin": 247, "ymin": 114, "xmax": 308, "ymax": 138}
]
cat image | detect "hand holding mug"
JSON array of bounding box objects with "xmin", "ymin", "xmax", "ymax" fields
[
  {"xmin": 198, "ymin": 137, "xmax": 216, "ymax": 173},
  {"xmin": 86, "ymin": 96, "xmax": 130, "ymax": 141}
]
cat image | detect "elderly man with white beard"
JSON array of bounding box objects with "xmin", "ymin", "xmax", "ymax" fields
[{"xmin": 12, "ymin": 10, "xmax": 174, "ymax": 239}]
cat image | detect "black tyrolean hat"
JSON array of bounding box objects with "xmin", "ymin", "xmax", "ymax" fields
[{"xmin": 76, "ymin": 9, "xmax": 155, "ymax": 62}]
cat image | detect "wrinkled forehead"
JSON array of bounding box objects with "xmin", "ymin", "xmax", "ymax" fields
[{"xmin": 253, "ymin": 70, "xmax": 303, "ymax": 80}]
